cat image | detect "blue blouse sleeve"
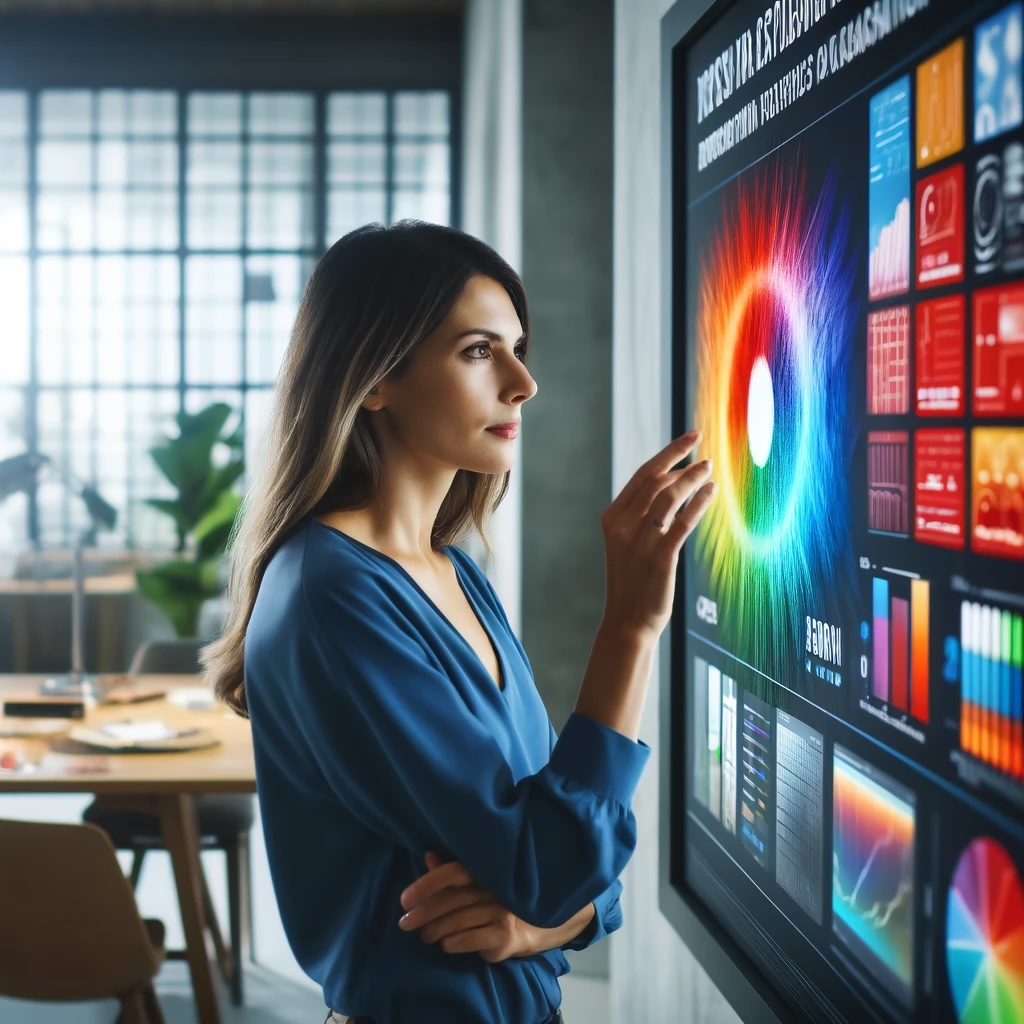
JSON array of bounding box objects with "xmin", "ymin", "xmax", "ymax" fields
[
  {"xmin": 541, "ymin": 721, "xmax": 626, "ymax": 951},
  {"xmin": 292, "ymin": 570, "xmax": 650, "ymax": 931}
]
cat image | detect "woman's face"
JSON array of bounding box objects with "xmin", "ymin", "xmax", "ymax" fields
[{"xmin": 370, "ymin": 274, "xmax": 537, "ymax": 476}]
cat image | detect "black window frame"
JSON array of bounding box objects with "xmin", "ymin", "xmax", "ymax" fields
[{"xmin": 0, "ymin": 11, "xmax": 463, "ymax": 548}]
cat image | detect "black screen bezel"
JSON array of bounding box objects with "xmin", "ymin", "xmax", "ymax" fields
[{"xmin": 657, "ymin": 3, "xmax": 796, "ymax": 1022}]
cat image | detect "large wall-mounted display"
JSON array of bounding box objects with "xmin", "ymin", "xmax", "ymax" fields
[{"xmin": 663, "ymin": 1, "xmax": 1024, "ymax": 1022}]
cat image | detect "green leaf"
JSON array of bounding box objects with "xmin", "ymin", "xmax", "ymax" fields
[
  {"xmin": 149, "ymin": 443, "xmax": 187, "ymax": 492},
  {"xmin": 137, "ymin": 400, "xmax": 245, "ymax": 588},
  {"xmin": 194, "ymin": 491, "xmax": 242, "ymax": 561},
  {"xmin": 135, "ymin": 562, "xmax": 212, "ymax": 638},
  {"xmin": 143, "ymin": 498, "xmax": 188, "ymax": 533},
  {"xmin": 195, "ymin": 460, "xmax": 245, "ymax": 521},
  {"xmin": 175, "ymin": 403, "xmax": 232, "ymax": 448},
  {"xmin": 197, "ymin": 557, "xmax": 224, "ymax": 592},
  {"xmin": 222, "ymin": 425, "xmax": 245, "ymax": 450}
]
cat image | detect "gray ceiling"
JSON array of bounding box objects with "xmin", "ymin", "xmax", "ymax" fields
[{"xmin": 0, "ymin": 0, "xmax": 464, "ymax": 13}]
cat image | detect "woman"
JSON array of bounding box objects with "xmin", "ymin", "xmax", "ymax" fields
[{"xmin": 202, "ymin": 221, "xmax": 716, "ymax": 1024}]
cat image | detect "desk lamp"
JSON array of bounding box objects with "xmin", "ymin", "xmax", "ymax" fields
[{"xmin": 0, "ymin": 452, "xmax": 118, "ymax": 698}]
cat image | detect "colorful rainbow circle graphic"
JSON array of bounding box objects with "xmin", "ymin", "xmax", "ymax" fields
[
  {"xmin": 694, "ymin": 162, "xmax": 856, "ymax": 669},
  {"xmin": 946, "ymin": 837, "xmax": 1024, "ymax": 1023}
]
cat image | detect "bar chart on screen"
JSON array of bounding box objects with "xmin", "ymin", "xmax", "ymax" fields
[
  {"xmin": 870, "ymin": 575, "xmax": 931, "ymax": 726},
  {"xmin": 960, "ymin": 600, "xmax": 1024, "ymax": 780}
]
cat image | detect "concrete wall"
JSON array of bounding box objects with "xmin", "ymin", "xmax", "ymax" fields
[
  {"xmin": 520, "ymin": 0, "xmax": 613, "ymax": 758},
  {"xmin": 519, "ymin": 0, "xmax": 614, "ymax": 981},
  {"xmin": 609, "ymin": 1, "xmax": 743, "ymax": 1021}
]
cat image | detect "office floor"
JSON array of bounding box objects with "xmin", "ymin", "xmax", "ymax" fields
[{"xmin": 0, "ymin": 959, "xmax": 609, "ymax": 1023}]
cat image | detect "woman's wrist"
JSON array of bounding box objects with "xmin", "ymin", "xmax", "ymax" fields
[{"xmin": 519, "ymin": 902, "xmax": 597, "ymax": 956}]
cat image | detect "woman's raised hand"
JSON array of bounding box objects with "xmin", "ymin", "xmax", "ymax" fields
[{"xmin": 599, "ymin": 430, "xmax": 716, "ymax": 641}]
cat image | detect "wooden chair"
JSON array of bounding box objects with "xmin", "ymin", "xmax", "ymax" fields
[
  {"xmin": 83, "ymin": 638, "xmax": 255, "ymax": 1006},
  {"xmin": 0, "ymin": 817, "xmax": 166, "ymax": 1023}
]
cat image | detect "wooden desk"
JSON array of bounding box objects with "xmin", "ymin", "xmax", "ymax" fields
[
  {"xmin": 0, "ymin": 572, "xmax": 138, "ymax": 595},
  {"xmin": 0, "ymin": 674, "xmax": 255, "ymax": 1024}
]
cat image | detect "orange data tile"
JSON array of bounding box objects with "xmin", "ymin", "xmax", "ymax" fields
[
  {"xmin": 972, "ymin": 427, "xmax": 1024, "ymax": 559},
  {"xmin": 917, "ymin": 37, "xmax": 965, "ymax": 169}
]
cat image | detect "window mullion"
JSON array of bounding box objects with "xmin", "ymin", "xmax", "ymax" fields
[
  {"xmin": 177, "ymin": 89, "xmax": 187, "ymax": 420},
  {"xmin": 240, "ymin": 93, "xmax": 250, "ymax": 432},
  {"xmin": 90, "ymin": 89, "xmax": 100, "ymax": 495},
  {"xmin": 26, "ymin": 89, "xmax": 40, "ymax": 547},
  {"xmin": 314, "ymin": 91, "xmax": 327, "ymax": 253},
  {"xmin": 385, "ymin": 91, "xmax": 395, "ymax": 225}
]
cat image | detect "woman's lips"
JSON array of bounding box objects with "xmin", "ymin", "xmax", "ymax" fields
[{"xmin": 486, "ymin": 424, "xmax": 519, "ymax": 439}]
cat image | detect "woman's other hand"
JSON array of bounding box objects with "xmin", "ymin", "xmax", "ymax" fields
[{"xmin": 398, "ymin": 852, "xmax": 536, "ymax": 962}]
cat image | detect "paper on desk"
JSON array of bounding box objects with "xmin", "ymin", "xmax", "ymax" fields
[
  {"xmin": 102, "ymin": 720, "xmax": 178, "ymax": 742},
  {"xmin": 166, "ymin": 687, "xmax": 216, "ymax": 710}
]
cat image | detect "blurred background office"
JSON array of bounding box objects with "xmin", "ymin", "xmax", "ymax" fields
[{"xmin": 0, "ymin": 1, "xmax": 736, "ymax": 1023}]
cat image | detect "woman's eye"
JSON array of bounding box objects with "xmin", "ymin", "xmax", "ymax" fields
[
  {"xmin": 514, "ymin": 345, "xmax": 527, "ymax": 362},
  {"xmin": 466, "ymin": 343, "xmax": 491, "ymax": 359}
]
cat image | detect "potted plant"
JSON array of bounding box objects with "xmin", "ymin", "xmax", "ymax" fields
[{"xmin": 135, "ymin": 402, "xmax": 244, "ymax": 638}]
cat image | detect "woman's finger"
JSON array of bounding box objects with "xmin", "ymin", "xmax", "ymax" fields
[
  {"xmin": 399, "ymin": 884, "xmax": 490, "ymax": 932},
  {"xmin": 420, "ymin": 903, "xmax": 501, "ymax": 944},
  {"xmin": 441, "ymin": 924, "xmax": 508, "ymax": 956},
  {"xmin": 400, "ymin": 860, "xmax": 473, "ymax": 911},
  {"xmin": 664, "ymin": 479, "xmax": 717, "ymax": 548},
  {"xmin": 637, "ymin": 459, "xmax": 713, "ymax": 544},
  {"xmin": 605, "ymin": 431, "xmax": 701, "ymax": 519}
]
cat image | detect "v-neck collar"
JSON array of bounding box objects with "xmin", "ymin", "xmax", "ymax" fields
[{"xmin": 314, "ymin": 519, "xmax": 510, "ymax": 700}]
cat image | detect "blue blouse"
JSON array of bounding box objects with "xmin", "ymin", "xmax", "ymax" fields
[{"xmin": 244, "ymin": 516, "xmax": 650, "ymax": 1024}]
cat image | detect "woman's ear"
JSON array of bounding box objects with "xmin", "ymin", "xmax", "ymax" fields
[{"xmin": 360, "ymin": 387, "xmax": 383, "ymax": 412}]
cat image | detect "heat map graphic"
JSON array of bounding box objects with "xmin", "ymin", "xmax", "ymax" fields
[
  {"xmin": 833, "ymin": 745, "xmax": 916, "ymax": 1007},
  {"xmin": 694, "ymin": 163, "xmax": 856, "ymax": 673},
  {"xmin": 946, "ymin": 837, "xmax": 1024, "ymax": 1023}
]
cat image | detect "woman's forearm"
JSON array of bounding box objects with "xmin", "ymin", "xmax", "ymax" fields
[{"xmin": 573, "ymin": 621, "xmax": 658, "ymax": 741}]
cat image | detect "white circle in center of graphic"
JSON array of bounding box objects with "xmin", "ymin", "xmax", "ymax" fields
[{"xmin": 747, "ymin": 355, "xmax": 774, "ymax": 468}]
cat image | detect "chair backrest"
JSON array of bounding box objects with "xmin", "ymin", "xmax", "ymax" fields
[
  {"xmin": 0, "ymin": 818, "xmax": 161, "ymax": 1001},
  {"xmin": 129, "ymin": 637, "xmax": 203, "ymax": 675}
]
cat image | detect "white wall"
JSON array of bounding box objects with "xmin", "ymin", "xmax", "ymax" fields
[
  {"xmin": 610, "ymin": 2, "xmax": 743, "ymax": 1021},
  {"xmin": 461, "ymin": 0, "xmax": 525, "ymax": 633}
]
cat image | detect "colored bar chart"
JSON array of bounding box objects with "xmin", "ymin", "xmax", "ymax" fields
[
  {"xmin": 892, "ymin": 597, "xmax": 909, "ymax": 712},
  {"xmin": 911, "ymin": 580, "xmax": 929, "ymax": 722},
  {"xmin": 872, "ymin": 577, "xmax": 930, "ymax": 723},
  {"xmin": 960, "ymin": 601, "xmax": 1024, "ymax": 780},
  {"xmin": 873, "ymin": 578, "xmax": 890, "ymax": 701}
]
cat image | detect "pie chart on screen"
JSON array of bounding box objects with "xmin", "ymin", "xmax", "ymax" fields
[{"xmin": 946, "ymin": 837, "xmax": 1024, "ymax": 1024}]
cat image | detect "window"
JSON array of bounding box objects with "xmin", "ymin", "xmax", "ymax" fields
[{"xmin": 0, "ymin": 86, "xmax": 453, "ymax": 551}]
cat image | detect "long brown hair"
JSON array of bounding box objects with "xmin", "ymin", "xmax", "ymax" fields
[{"xmin": 201, "ymin": 221, "xmax": 531, "ymax": 717}]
